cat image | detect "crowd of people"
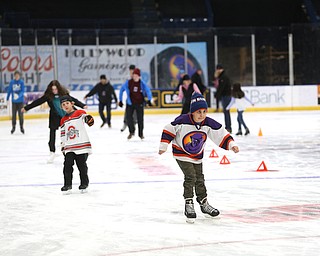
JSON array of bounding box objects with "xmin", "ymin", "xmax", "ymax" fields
[{"xmin": 5, "ymin": 64, "xmax": 250, "ymax": 218}]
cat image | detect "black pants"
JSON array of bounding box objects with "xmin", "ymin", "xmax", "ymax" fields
[
  {"xmin": 63, "ymin": 152, "xmax": 89, "ymax": 187},
  {"xmin": 123, "ymin": 106, "xmax": 137, "ymax": 124},
  {"xmin": 49, "ymin": 128, "xmax": 57, "ymax": 152},
  {"xmin": 98, "ymin": 102, "xmax": 112, "ymax": 125},
  {"xmin": 176, "ymin": 160, "xmax": 207, "ymax": 202},
  {"xmin": 127, "ymin": 103, "xmax": 144, "ymax": 137},
  {"xmin": 221, "ymin": 96, "xmax": 232, "ymax": 132},
  {"xmin": 11, "ymin": 102, "xmax": 24, "ymax": 128}
]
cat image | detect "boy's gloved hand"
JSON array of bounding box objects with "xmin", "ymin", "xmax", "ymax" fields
[{"xmin": 84, "ymin": 115, "xmax": 94, "ymax": 126}]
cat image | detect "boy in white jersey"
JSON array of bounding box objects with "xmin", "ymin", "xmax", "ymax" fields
[
  {"xmin": 159, "ymin": 92, "xmax": 239, "ymax": 222},
  {"xmin": 60, "ymin": 95, "xmax": 94, "ymax": 193}
]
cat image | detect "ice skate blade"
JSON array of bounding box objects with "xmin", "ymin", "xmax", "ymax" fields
[
  {"xmin": 80, "ymin": 189, "xmax": 88, "ymax": 194},
  {"xmin": 203, "ymin": 212, "xmax": 220, "ymax": 218},
  {"xmin": 62, "ymin": 190, "xmax": 72, "ymax": 195},
  {"xmin": 186, "ymin": 218, "xmax": 195, "ymax": 224}
]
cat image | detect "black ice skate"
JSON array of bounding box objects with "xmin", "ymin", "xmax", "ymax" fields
[
  {"xmin": 199, "ymin": 198, "xmax": 220, "ymax": 217},
  {"xmin": 61, "ymin": 185, "xmax": 72, "ymax": 194},
  {"xmin": 185, "ymin": 199, "xmax": 197, "ymax": 223},
  {"xmin": 235, "ymin": 130, "xmax": 242, "ymax": 136},
  {"xmin": 79, "ymin": 184, "xmax": 88, "ymax": 193}
]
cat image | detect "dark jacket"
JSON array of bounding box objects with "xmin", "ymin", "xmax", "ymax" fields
[
  {"xmin": 191, "ymin": 72, "xmax": 206, "ymax": 94},
  {"xmin": 24, "ymin": 94, "xmax": 86, "ymax": 130},
  {"xmin": 215, "ymin": 71, "xmax": 231, "ymax": 99},
  {"xmin": 85, "ymin": 82, "xmax": 118, "ymax": 104}
]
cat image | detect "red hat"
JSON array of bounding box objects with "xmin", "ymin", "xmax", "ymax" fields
[{"xmin": 133, "ymin": 68, "xmax": 141, "ymax": 76}]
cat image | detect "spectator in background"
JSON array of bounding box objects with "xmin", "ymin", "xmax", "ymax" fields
[
  {"xmin": 22, "ymin": 80, "xmax": 87, "ymax": 164},
  {"xmin": 226, "ymin": 83, "xmax": 254, "ymax": 136},
  {"xmin": 173, "ymin": 70, "xmax": 187, "ymax": 94},
  {"xmin": 174, "ymin": 74, "xmax": 201, "ymax": 114},
  {"xmin": 84, "ymin": 75, "xmax": 117, "ymax": 128},
  {"xmin": 119, "ymin": 68, "xmax": 152, "ymax": 140},
  {"xmin": 213, "ymin": 69, "xmax": 220, "ymax": 112},
  {"xmin": 214, "ymin": 64, "xmax": 232, "ymax": 133},
  {"xmin": 6, "ymin": 71, "xmax": 25, "ymax": 134},
  {"xmin": 191, "ymin": 69, "xmax": 207, "ymax": 94},
  {"xmin": 120, "ymin": 64, "xmax": 137, "ymax": 132}
]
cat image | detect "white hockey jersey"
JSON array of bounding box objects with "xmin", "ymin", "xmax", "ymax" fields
[
  {"xmin": 159, "ymin": 114, "xmax": 236, "ymax": 164},
  {"xmin": 60, "ymin": 109, "xmax": 92, "ymax": 155}
]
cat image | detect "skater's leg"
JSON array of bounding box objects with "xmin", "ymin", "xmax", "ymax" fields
[
  {"xmin": 126, "ymin": 105, "xmax": 135, "ymax": 135},
  {"xmin": 48, "ymin": 128, "xmax": 56, "ymax": 152},
  {"xmin": 194, "ymin": 163, "xmax": 207, "ymax": 203},
  {"xmin": 11, "ymin": 103, "xmax": 17, "ymax": 131},
  {"xmin": 176, "ymin": 160, "xmax": 196, "ymax": 199},
  {"xmin": 106, "ymin": 102, "xmax": 111, "ymax": 126},
  {"xmin": 98, "ymin": 103, "xmax": 106, "ymax": 126},
  {"xmin": 75, "ymin": 153, "xmax": 89, "ymax": 187},
  {"xmin": 63, "ymin": 152, "xmax": 76, "ymax": 186},
  {"xmin": 135, "ymin": 104, "xmax": 144, "ymax": 138},
  {"xmin": 17, "ymin": 102, "xmax": 24, "ymax": 132}
]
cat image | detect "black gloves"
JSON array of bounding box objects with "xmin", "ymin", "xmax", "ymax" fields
[
  {"xmin": 146, "ymin": 100, "xmax": 152, "ymax": 107},
  {"xmin": 84, "ymin": 115, "xmax": 94, "ymax": 126},
  {"xmin": 118, "ymin": 101, "xmax": 123, "ymax": 108}
]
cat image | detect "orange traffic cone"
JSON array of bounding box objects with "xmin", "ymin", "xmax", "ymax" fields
[
  {"xmin": 256, "ymin": 161, "xmax": 268, "ymax": 172},
  {"xmin": 258, "ymin": 128, "xmax": 263, "ymax": 137},
  {"xmin": 220, "ymin": 155, "xmax": 230, "ymax": 165},
  {"xmin": 209, "ymin": 149, "xmax": 219, "ymax": 158}
]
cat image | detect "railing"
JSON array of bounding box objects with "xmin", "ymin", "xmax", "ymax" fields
[{"xmin": 1, "ymin": 24, "xmax": 320, "ymax": 93}]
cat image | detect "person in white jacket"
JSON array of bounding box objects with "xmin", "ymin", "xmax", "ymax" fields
[{"xmin": 226, "ymin": 83, "xmax": 254, "ymax": 136}]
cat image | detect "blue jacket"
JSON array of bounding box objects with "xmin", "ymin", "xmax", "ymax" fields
[
  {"xmin": 119, "ymin": 79, "xmax": 152, "ymax": 105},
  {"xmin": 6, "ymin": 79, "xmax": 25, "ymax": 103}
]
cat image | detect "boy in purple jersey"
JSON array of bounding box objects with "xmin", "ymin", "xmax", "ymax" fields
[{"xmin": 159, "ymin": 92, "xmax": 239, "ymax": 222}]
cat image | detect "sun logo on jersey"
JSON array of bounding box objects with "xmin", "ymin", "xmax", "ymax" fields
[
  {"xmin": 183, "ymin": 131, "xmax": 207, "ymax": 155},
  {"xmin": 67, "ymin": 126, "xmax": 79, "ymax": 140}
]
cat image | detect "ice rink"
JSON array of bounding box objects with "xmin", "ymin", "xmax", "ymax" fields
[{"xmin": 1, "ymin": 110, "xmax": 320, "ymax": 256}]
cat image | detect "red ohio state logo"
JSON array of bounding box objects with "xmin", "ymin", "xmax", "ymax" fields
[{"xmin": 67, "ymin": 126, "xmax": 79, "ymax": 140}]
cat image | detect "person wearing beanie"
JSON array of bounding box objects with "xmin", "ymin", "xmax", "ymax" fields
[
  {"xmin": 119, "ymin": 68, "xmax": 153, "ymax": 140},
  {"xmin": 159, "ymin": 92, "xmax": 239, "ymax": 223},
  {"xmin": 84, "ymin": 74, "xmax": 117, "ymax": 128},
  {"xmin": 174, "ymin": 74, "xmax": 201, "ymax": 114},
  {"xmin": 60, "ymin": 93, "xmax": 94, "ymax": 193}
]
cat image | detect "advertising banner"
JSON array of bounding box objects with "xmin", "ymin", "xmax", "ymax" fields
[{"xmin": 0, "ymin": 42, "xmax": 208, "ymax": 93}]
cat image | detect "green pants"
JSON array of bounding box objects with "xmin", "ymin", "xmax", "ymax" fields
[{"xmin": 176, "ymin": 160, "xmax": 207, "ymax": 203}]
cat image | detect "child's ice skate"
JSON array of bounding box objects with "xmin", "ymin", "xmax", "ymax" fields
[
  {"xmin": 47, "ymin": 152, "xmax": 55, "ymax": 164},
  {"xmin": 61, "ymin": 185, "xmax": 72, "ymax": 195},
  {"xmin": 79, "ymin": 184, "xmax": 88, "ymax": 193},
  {"xmin": 199, "ymin": 198, "xmax": 220, "ymax": 217},
  {"xmin": 185, "ymin": 198, "xmax": 197, "ymax": 223}
]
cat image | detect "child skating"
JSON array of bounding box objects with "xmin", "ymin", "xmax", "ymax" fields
[
  {"xmin": 60, "ymin": 95, "xmax": 94, "ymax": 194},
  {"xmin": 159, "ymin": 92, "xmax": 239, "ymax": 223},
  {"xmin": 226, "ymin": 83, "xmax": 254, "ymax": 135}
]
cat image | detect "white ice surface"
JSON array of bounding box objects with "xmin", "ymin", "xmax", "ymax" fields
[{"xmin": 0, "ymin": 110, "xmax": 320, "ymax": 256}]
